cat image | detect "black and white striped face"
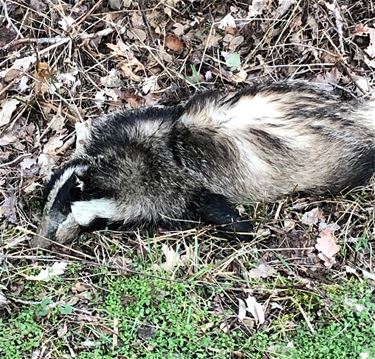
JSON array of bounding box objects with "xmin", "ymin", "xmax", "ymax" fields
[{"xmin": 33, "ymin": 160, "xmax": 123, "ymax": 248}]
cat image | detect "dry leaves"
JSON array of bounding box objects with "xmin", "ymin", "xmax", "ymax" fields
[
  {"xmin": 353, "ymin": 24, "xmax": 375, "ymax": 68},
  {"xmin": 0, "ymin": 99, "xmax": 20, "ymax": 127},
  {"xmin": 247, "ymin": 263, "xmax": 276, "ymax": 279},
  {"xmin": 26, "ymin": 262, "xmax": 68, "ymax": 281},
  {"xmin": 238, "ymin": 295, "xmax": 265, "ymax": 325},
  {"xmin": 301, "ymin": 207, "xmax": 325, "ymax": 226},
  {"xmin": 165, "ymin": 34, "xmax": 184, "ymax": 53},
  {"xmin": 315, "ymin": 228, "xmax": 340, "ymax": 267},
  {"xmin": 0, "ymin": 191, "xmax": 17, "ymax": 224}
]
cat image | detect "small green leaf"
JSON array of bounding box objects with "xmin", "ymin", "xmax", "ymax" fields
[
  {"xmin": 36, "ymin": 298, "xmax": 53, "ymax": 317},
  {"xmin": 188, "ymin": 64, "xmax": 201, "ymax": 85},
  {"xmin": 225, "ymin": 53, "xmax": 241, "ymax": 71},
  {"xmin": 59, "ymin": 304, "xmax": 73, "ymax": 315}
]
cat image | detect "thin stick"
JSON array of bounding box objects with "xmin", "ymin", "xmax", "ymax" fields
[{"xmin": 0, "ymin": 0, "xmax": 23, "ymax": 38}]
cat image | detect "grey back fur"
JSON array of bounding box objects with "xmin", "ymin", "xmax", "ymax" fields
[{"xmin": 33, "ymin": 81, "xmax": 375, "ymax": 247}]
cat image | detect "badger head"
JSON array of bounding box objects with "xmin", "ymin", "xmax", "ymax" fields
[{"xmin": 32, "ymin": 159, "xmax": 123, "ymax": 248}]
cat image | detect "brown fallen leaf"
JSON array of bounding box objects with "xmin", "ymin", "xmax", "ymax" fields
[
  {"xmin": 315, "ymin": 228, "xmax": 340, "ymax": 267},
  {"xmin": 4, "ymin": 69, "xmax": 21, "ymax": 83},
  {"xmin": 118, "ymin": 57, "xmax": 145, "ymax": 82},
  {"xmin": 301, "ymin": 207, "xmax": 325, "ymax": 226},
  {"xmin": 36, "ymin": 62, "xmax": 53, "ymax": 79},
  {"xmin": 165, "ymin": 34, "xmax": 184, "ymax": 53},
  {"xmin": 121, "ymin": 91, "xmax": 145, "ymax": 108}
]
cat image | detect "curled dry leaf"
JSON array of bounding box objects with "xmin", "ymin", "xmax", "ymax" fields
[
  {"xmin": 245, "ymin": 295, "xmax": 265, "ymax": 324},
  {"xmin": 301, "ymin": 207, "xmax": 325, "ymax": 226},
  {"xmin": 59, "ymin": 16, "xmax": 75, "ymax": 32},
  {"xmin": 165, "ymin": 34, "xmax": 184, "ymax": 53},
  {"xmin": 26, "ymin": 262, "xmax": 68, "ymax": 281},
  {"xmin": 161, "ymin": 244, "xmax": 181, "ymax": 272},
  {"xmin": 0, "ymin": 99, "xmax": 20, "ymax": 127},
  {"xmin": 173, "ymin": 23, "xmax": 186, "ymax": 36},
  {"xmin": 238, "ymin": 298, "xmax": 247, "ymax": 320},
  {"xmin": 237, "ymin": 295, "xmax": 265, "ymax": 324},
  {"xmin": 152, "ymin": 244, "xmax": 183, "ymax": 272},
  {"xmin": 315, "ymin": 228, "xmax": 340, "ymax": 267},
  {"xmin": 119, "ymin": 57, "xmax": 145, "ymax": 82},
  {"xmin": 142, "ymin": 76, "xmax": 159, "ymax": 94},
  {"xmin": 218, "ymin": 13, "xmax": 236, "ymax": 30},
  {"xmin": 36, "ymin": 62, "xmax": 53, "ymax": 80},
  {"xmin": 0, "ymin": 56, "xmax": 36, "ymax": 79}
]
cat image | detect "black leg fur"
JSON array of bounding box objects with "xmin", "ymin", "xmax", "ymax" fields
[{"xmin": 196, "ymin": 192, "xmax": 253, "ymax": 240}]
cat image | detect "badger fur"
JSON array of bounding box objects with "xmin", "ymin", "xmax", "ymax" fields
[{"xmin": 33, "ymin": 81, "xmax": 375, "ymax": 247}]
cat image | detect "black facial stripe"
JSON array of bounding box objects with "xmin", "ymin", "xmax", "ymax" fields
[
  {"xmin": 43, "ymin": 158, "xmax": 90, "ymax": 204},
  {"xmin": 50, "ymin": 171, "xmax": 82, "ymax": 215}
]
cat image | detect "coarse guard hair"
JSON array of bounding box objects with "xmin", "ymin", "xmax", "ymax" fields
[{"xmin": 33, "ymin": 81, "xmax": 375, "ymax": 247}]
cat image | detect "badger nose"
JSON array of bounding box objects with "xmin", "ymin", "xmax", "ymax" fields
[{"xmin": 30, "ymin": 219, "xmax": 53, "ymax": 249}]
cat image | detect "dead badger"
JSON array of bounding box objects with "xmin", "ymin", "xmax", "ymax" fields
[{"xmin": 33, "ymin": 81, "xmax": 375, "ymax": 247}]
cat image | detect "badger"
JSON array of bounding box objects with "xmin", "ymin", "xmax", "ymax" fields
[{"xmin": 32, "ymin": 81, "xmax": 375, "ymax": 248}]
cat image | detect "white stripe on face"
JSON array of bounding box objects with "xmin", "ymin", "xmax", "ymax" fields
[{"xmin": 71, "ymin": 198, "xmax": 123, "ymax": 226}]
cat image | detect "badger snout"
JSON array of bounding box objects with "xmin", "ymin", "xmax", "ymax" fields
[{"xmin": 32, "ymin": 212, "xmax": 81, "ymax": 248}]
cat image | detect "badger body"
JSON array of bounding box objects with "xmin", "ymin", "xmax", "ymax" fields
[{"xmin": 34, "ymin": 81, "xmax": 375, "ymax": 247}]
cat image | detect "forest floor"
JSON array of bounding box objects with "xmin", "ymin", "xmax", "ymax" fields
[{"xmin": 0, "ymin": 1, "xmax": 374, "ymax": 358}]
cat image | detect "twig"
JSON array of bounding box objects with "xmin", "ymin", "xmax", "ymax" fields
[
  {"xmin": 2, "ymin": 36, "xmax": 68, "ymax": 51},
  {"xmin": 0, "ymin": 0, "xmax": 23, "ymax": 38},
  {"xmin": 0, "ymin": 153, "xmax": 31, "ymax": 168}
]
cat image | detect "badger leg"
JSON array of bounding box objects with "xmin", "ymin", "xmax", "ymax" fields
[{"xmin": 196, "ymin": 192, "xmax": 253, "ymax": 239}]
